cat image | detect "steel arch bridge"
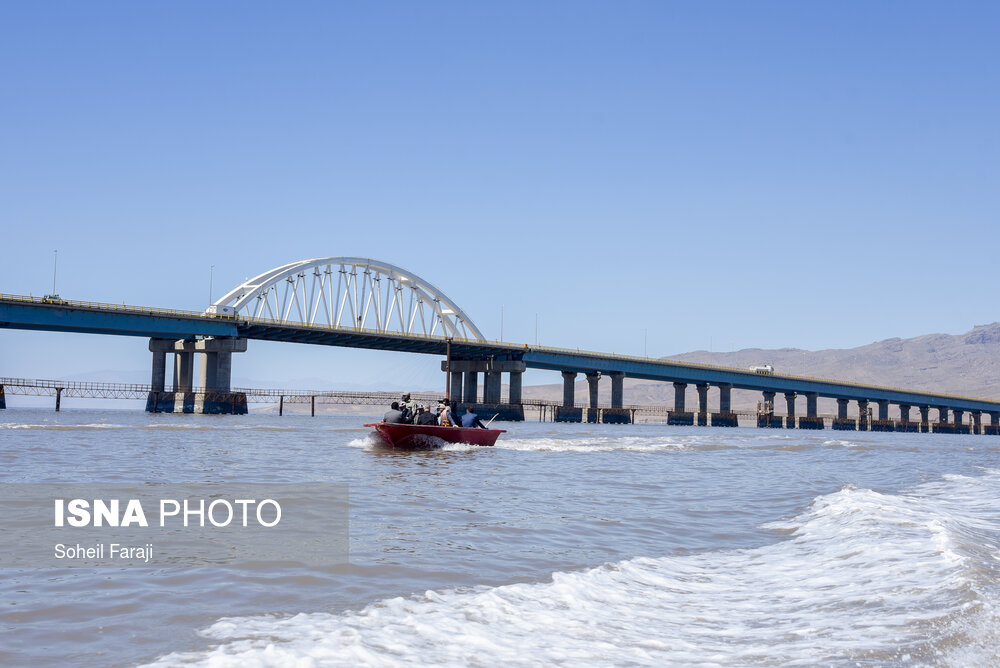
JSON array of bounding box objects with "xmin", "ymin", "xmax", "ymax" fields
[{"xmin": 210, "ymin": 257, "xmax": 486, "ymax": 341}]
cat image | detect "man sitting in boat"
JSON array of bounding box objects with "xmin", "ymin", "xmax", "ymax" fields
[
  {"xmin": 382, "ymin": 401, "xmax": 406, "ymax": 423},
  {"xmin": 400, "ymin": 392, "xmax": 419, "ymax": 423},
  {"xmin": 438, "ymin": 399, "xmax": 460, "ymax": 427},
  {"xmin": 460, "ymin": 407, "xmax": 488, "ymax": 429},
  {"xmin": 414, "ymin": 405, "xmax": 438, "ymax": 426}
]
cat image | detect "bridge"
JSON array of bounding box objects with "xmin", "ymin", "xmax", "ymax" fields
[{"xmin": 3, "ymin": 256, "xmax": 1000, "ymax": 434}]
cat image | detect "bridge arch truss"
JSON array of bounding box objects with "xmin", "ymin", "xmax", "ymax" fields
[{"xmin": 211, "ymin": 257, "xmax": 486, "ymax": 341}]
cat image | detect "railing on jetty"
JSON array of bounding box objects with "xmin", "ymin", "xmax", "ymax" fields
[{"xmin": 0, "ymin": 376, "xmax": 820, "ymax": 424}]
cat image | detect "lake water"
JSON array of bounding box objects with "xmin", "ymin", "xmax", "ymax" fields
[{"xmin": 2, "ymin": 409, "xmax": 999, "ymax": 667}]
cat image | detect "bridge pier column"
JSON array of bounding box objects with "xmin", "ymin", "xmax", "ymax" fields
[
  {"xmin": 919, "ymin": 406, "xmax": 930, "ymax": 432},
  {"xmin": 971, "ymin": 411, "xmax": 982, "ymax": 435},
  {"xmin": 449, "ymin": 371, "xmax": 463, "ymax": 405},
  {"xmin": 561, "ymin": 371, "xmax": 576, "ymax": 407},
  {"xmin": 585, "ymin": 372, "xmax": 601, "ymax": 423},
  {"xmin": 0, "ymin": 384, "xmax": 5, "ymax": 410},
  {"xmin": 463, "ymin": 371, "xmax": 478, "ymax": 403},
  {"xmin": 799, "ymin": 392, "xmax": 823, "ymax": 429},
  {"xmin": 897, "ymin": 404, "xmax": 914, "ymax": 432},
  {"xmin": 609, "ymin": 372, "xmax": 624, "ymax": 408},
  {"xmin": 556, "ymin": 371, "xmax": 581, "ymax": 423},
  {"xmin": 987, "ymin": 411, "xmax": 1000, "ymax": 435},
  {"xmin": 174, "ymin": 352, "xmax": 194, "ymax": 393},
  {"xmin": 603, "ymin": 372, "xmax": 630, "ymax": 424},
  {"xmin": 508, "ymin": 371, "xmax": 522, "ymax": 405},
  {"xmin": 484, "ymin": 369, "xmax": 502, "ymax": 404},
  {"xmin": 696, "ymin": 384, "xmax": 709, "ymax": 426},
  {"xmin": 151, "ymin": 349, "xmax": 166, "ymax": 392},
  {"xmin": 757, "ymin": 391, "xmax": 779, "ymax": 428},
  {"xmin": 711, "ymin": 383, "xmax": 737, "ymax": 427},
  {"xmin": 857, "ymin": 400, "xmax": 869, "ymax": 431},
  {"xmin": 953, "ymin": 409, "xmax": 966, "ymax": 434},
  {"xmin": 669, "ymin": 382, "xmax": 692, "ymax": 425},
  {"xmin": 932, "ymin": 406, "xmax": 951, "ymax": 433},
  {"xmin": 200, "ymin": 352, "xmax": 219, "ymax": 391},
  {"xmin": 784, "ymin": 393, "xmax": 796, "ymax": 428},
  {"xmin": 873, "ymin": 400, "xmax": 891, "ymax": 431},
  {"xmin": 673, "ymin": 383, "xmax": 687, "ymax": 412},
  {"xmin": 833, "ymin": 398, "xmax": 854, "ymax": 430}
]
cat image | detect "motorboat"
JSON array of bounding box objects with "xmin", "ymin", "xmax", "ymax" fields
[{"xmin": 364, "ymin": 422, "xmax": 505, "ymax": 448}]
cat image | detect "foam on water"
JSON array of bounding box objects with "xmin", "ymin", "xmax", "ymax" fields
[
  {"xmin": 0, "ymin": 422, "xmax": 127, "ymax": 430},
  {"xmin": 346, "ymin": 431, "xmax": 730, "ymax": 453},
  {"xmin": 145, "ymin": 470, "xmax": 1000, "ymax": 667},
  {"xmin": 823, "ymin": 439, "xmax": 863, "ymax": 448}
]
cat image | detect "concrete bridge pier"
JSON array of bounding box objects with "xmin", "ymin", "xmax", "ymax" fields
[
  {"xmin": 711, "ymin": 383, "xmax": 738, "ymax": 427},
  {"xmin": 0, "ymin": 384, "xmax": 5, "ymax": 410},
  {"xmin": 833, "ymin": 398, "xmax": 854, "ymax": 430},
  {"xmin": 146, "ymin": 337, "xmax": 248, "ymax": 414},
  {"xmin": 919, "ymin": 406, "xmax": 930, "ymax": 433},
  {"xmin": 484, "ymin": 368, "xmax": 503, "ymax": 404},
  {"xmin": 463, "ymin": 370, "xmax": 478, "ymax": 403},
  {"xmin": 509, "ymin": 369, "xmax": 523, "ymax": 406},
  {"xmin": 696, "ymin": 384, "xmax": 709, "ymax": 426},
  {"xmin": 986, "ymin": 412, "xmax": 1000, "ymax": 436},
  {"xmin": 449, "ymin": 371, "xmax": 463, "ymax": 405},
  {"xmin": 872, "ymin": 400, "xmax": 894, "ymax": 431},
  {"xmin": 174, "ymin": 350, "xmax": 194, "ymax": 394},
  {"xmin": 758, "ymin": 391, "xmax": 781, "ymax": 428},
  {"xmin": 556, "ymin": 371, "xmax": 581, "ymax": 422},
  {"xmin": 603, "ymin": 372, "xmax": 631, "ymax": 424},
  {"xmin": 585, "ymin": 372, "xmax": 601, "ymax": 423},
  {"xmin": 784, "ymin": 393, "xmax": 796, "ymax": 428},
  {"xmin": 444, "ymin": 360, "xmax": 525, "ymax": 421},
  {"xmin": 933, "ymin": 406, "xmax": 952, "ymax": 434},
  {"xmin": 799, "ymin": 392, "xmax": 823, "ymax": 429},
  {"xmin": 953, "ymin": 409, "xmax": 968, "ymax": 434},
  {"xmin": 669, "ymin": 382, "xmax": 693, "ymax": 425},
  {"xmin": 971, "ymin": 411, "xmax": 982, "ymax": 435},
  {"xmin": 857, "ymin": 400, "xmax": 870, "ymax": 431},
  {"xmin": 897, "ymin": 404, "xmax": 918, "ymax": 432}
]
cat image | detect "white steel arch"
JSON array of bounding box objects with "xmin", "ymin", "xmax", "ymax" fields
[{"xmin": 210, "ymin": 257, "xmax": 486, "ymax": 341}]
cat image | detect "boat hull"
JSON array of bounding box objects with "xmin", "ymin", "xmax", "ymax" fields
[{"xmin": 364, "ymin": 422, "xmax": 505, "ymax": 448}]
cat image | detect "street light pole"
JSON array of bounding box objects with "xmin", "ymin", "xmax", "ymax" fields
[
  {"xmin": 51, "ymin": 249, "xmax": 58, "ymax": 296},
  {"xmin": 209, "ymin": 264, "xmax": 215, "ymax": 306}
]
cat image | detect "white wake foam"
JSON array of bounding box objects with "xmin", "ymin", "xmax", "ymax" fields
[{"xmin": 145, "ymin": 470, "xmax": 1000, "ymax": 667}]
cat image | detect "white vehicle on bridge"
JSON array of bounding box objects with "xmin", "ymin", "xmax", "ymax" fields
[{"xmin": 749, "ymin": 365, "xmax": 774, "ymax": 375}]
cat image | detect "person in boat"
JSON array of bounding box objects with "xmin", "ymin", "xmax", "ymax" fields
[
  {"xmin": 400, "ymin": 392, "xmax": 419, "ymax": 423},
  {"xmin": 438, "ymin": 399, "xmax": 460, "ymax": 427},
  {"xmin": 415, "ymin": 404, "xmax": 438, "ymax": 426},
  {"xmin": 461, "ymin": 407, "xmax": 488, "ymax": 429},
  {"xmin": 382, "ymin": 401, "xmax": 406, "ymax": 424}
]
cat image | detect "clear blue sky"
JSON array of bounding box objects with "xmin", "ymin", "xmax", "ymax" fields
[{"xmin": 2, "ymin": 2, "xmax": 998, "ymax": 390}]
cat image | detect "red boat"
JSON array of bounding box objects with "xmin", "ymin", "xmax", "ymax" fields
[{"xmin": 364, "ymin": 422, "xmax": 505, "ymax": 448}]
